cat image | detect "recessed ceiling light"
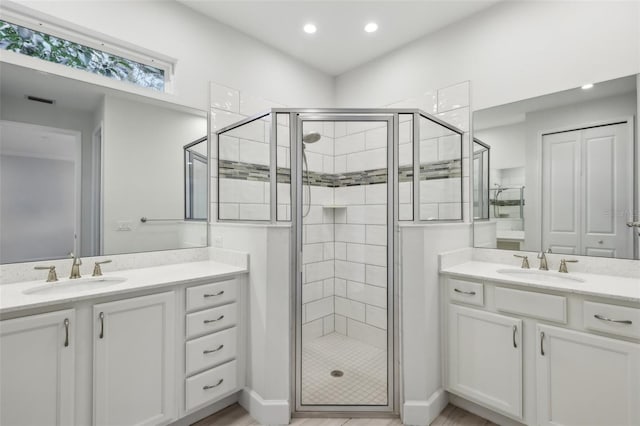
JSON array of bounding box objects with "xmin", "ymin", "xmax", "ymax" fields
[
  {"xmin": 364, "ymin": 22, "xmax": 378, "ymax": 33},
  {"xmin": 303, "ymin": 23, "xmax": 317, "ymax": 34},
  {"xmin": 581, "ymin": 83, "xmax": 594, "ymax": 90}
]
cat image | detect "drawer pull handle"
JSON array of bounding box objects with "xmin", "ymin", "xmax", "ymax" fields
[
  {"xmin": 540, "ymin": 331, "xmax": 545, "ymax": 356},
  {"xmin": 454, "ymin": 288, "xmax": 476, "ymax": 296},
  {"xmin": 594, "ymin": 314, "xmax": 632, "ymax": 325},
  {"xmin": 203, "ymin": 379, "xmax": 224, "ymax": 390},
  {"xmin": 204, "ymin": 291, "xmax": 225, "ymax": 298},
  {"xmin": 99, "ymin": 312, "xmax": 105, "ymax": 339},
  {"xmin": 512, "ymin": 325, "xmax": 517, "ymax": 348},
  {"xmin": 64, "ymin": 318, "xmax": 70, "ymax": 347},
  {"xmin": 203, "ymin": 344, "xmax": 224, "ymax": 354},
  {"xmin": 204, "ymin": 315, "xmax": 225, "ymax": 324}
]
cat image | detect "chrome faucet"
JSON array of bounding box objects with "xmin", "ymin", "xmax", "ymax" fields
[
  {"xmin": 34, "ymin": 265, "xmax": 58, "ymax": 282},
  {"xmin": 69, "ymin": 252, "xmax": 82, "ymax": 279},
  {"xmin": 93, "ymin": 260, "xmax": 112, "ymax": 277},
  {"xmin": 513, "ymin": 254, "xmax": 530, "ymax": 269},
  {"xmin": 537, "ymin": 248, "xmax": 551, "ymax": 271},
  {"xmin": 558, "ymin": 258, "xmax": 578, "ymax": 273}
]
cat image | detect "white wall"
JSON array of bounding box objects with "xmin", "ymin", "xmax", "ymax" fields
[
  {"xmin": 102, "ymin": 95, "xmax": 207, "ymax": 254},
  {"xmin": 336, "ymin": 1, "xmax": 639, "ymax": 110},
  {"xmin": 210, "ymin": 224, "xmax": 291, "ymax": 425},
  {"xmin": 401, "ymin": 223, "xmax": 472, "ymax": 425},
  {"xmin": 14, "ymin": 0, "xmax": 334, "ymax": 111},
  {"xmin": 474, "ymin": 122, "xmax": 526, "ymax": 170}
]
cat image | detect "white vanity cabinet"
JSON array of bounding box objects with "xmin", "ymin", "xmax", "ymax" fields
[
  {"xmin": 442, "ymin": 274, "xmax": 640, "ymax": 426},
  {"xmin": 536, "ymin": 324, "xmax": 640, "ymax": 426},
  {"xmin": 0, "ymin": 309, "xmax": 76, "ymax": 426},
  {"xmin": 93, "ymin": 291, "xmax": 176, "ymax": 426},
  {"xmin": 0, "ymin": 261, "xmax": 247, "ymax": 426},
  {"xmin": 448, "ymin": 304, "xmax": 523, "ymax": 418},
  {"xmin": 184, "ymin": 279, "xmax": 242, "ymax": 413}
]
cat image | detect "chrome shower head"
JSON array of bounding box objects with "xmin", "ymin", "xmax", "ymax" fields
[{"xmin": 302, "ymin": 132, "xmax": 321, "ymax": 144}]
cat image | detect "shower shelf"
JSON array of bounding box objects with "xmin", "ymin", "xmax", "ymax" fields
[{"xmin": 322, "ymin": 205, "xmax": 347, "ymax": 209}]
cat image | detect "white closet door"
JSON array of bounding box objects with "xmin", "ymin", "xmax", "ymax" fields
[
  {"xmin": 542, "ymin": 122, "xmax": 632, "ymax": 257},
  {"xmin": 542, "ymin": 130, "xmax": 581, "ymax": 254},
  {"xmin": 581, "ymin": 123, "xmax": 632, "ymax": 258}
]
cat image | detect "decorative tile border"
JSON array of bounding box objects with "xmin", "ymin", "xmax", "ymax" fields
[{"xmin": 219, "ymin": 159, "xmax": 461, "ymax": 187}]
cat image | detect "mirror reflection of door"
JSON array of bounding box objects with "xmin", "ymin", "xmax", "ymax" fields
[
  {"xmin": 542, "ymin": 122, "xmax": 633, "ymax": 258},
  {"xmin": 473, "ymin": 139, "xmax": 490, "ymax": 220},
  {"xmin": 184, "ymin": 137, "xmax": 208, "ymax": 221},
  {"xmin": 0, "ymin": 121, "xmax": 80, "ymax": 262}
]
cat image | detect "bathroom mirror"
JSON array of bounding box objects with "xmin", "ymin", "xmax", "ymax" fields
[
  {"xmin": 0, "ymin": 62, "xmax": 208, "ymax": 264},
  {"xmin": 473, "ymin": 74, "xmax": 638, "ymax": 260}
]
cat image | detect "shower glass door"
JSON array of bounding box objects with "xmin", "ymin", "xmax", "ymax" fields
[{"xmin": 294, "ymin": 113, "xmax": 396, "ymax": 413}]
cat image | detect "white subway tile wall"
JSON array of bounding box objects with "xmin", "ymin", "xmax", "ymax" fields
[
  {"xmin": 211, "ymin": 82, "xmax": 284, "ymax": 220},
  {"xmin": 385, "ymin": 81, "xmax": 470, "ymax": 221},
  {"xmin": 330, "ymin": 122, "xmax": 389, "ymax": 348}
]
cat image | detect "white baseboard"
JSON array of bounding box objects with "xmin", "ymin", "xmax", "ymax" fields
[
  {"xmin": 169, "ymin": 392, "xmax": 239, "ymax": 426},
  {"xmin": 239, "ymin": 388, "xmax": 290, "ymax": 425},
  {"xmin": 402, "ymin": 388, "xmax": 448, "ymax": 426},
  {"xmin": 448, "ymin": 394, "xmax": 525, "ymax": 426}
]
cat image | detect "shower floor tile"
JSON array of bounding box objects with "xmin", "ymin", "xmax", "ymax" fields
[{"xmin": 301, "ymin": 332, "xmax": 387, "ymax": 406}]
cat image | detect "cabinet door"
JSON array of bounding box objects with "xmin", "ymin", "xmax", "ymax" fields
[
  {"xmin": 0, "ymin": 309, "xmax": 75, "ymax": 426},
  {"xmin": 536, "ymin": 324, "xmax": 640, "ymax": 426},
  {"xmin": 94, "ymin": 292, "xmax": 176, "ymax": 426},
  {"xmin": 448, "ymin": 304, "xmax": 522, "ymax": 418}
]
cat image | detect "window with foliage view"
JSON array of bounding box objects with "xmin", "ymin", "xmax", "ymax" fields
[{"xmin": 0, "ymin": 20, "xmax": 165, "ymax": 91}]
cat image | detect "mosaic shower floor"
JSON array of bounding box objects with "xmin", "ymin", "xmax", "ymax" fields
[{"xmin": 301, "ymin": 333, "xmax": 387, "ymax": 406}]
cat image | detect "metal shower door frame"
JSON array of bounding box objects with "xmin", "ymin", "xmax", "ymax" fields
[{"xmin": 290, "ymin": 110, "xmax": 400, "ymax": 415}]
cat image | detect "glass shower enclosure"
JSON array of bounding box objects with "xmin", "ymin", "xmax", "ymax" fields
[{"xmin": 216, "ymin": 108, "xmax": 464, "ymax": 415}]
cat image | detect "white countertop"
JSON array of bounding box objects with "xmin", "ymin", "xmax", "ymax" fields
[
  {"xmin": 441, "ymin": 261, "xmax": 640, "ymax": 303},
  {"xmin": 0, "ymin": 260, "xmax": 247, "ymax": 315}
]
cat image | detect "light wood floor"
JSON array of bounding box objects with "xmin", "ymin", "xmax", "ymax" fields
[{"xmin": 193, "ymin": 403, "xmax": 497, "ymax": 425}]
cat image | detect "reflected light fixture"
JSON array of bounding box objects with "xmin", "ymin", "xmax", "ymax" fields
[
  {"xmin": 581, "ymin": 83, "xmax": 594, "ymax": 90},
  {"xmin": 364, "ymin": 22, "xmax": 378, "ymax": 33},
  {"xmin": 303, "ymin": 23, "xmax": 317, "ymax": 34}
]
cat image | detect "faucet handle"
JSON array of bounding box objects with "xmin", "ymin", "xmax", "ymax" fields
[
  {"xmin": 558, "ymin": 258, "xmax": 578, "ymax": 273},
  {"xmin": 92, "ymin": 260, "xmax": 112, "ymax": 277},
  {"xmin": 34, "ymin": 265, "xmax": 58, "ymax": 282},
  {"xmin": 513, "ymin": 254, "xmax": 530, "ymax": 269}
]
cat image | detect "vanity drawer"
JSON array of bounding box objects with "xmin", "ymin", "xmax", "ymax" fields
[
  {"xmin": 583, "ymin": 302, "xmax": 640, "ymax": 339},
  {"xmin": 186, "ymin": 327, "xmax": 237, "ymax": 376},
  {"xmin": 186, "ymin": 303, "xmax": 237, "ymax": 339},
  {"xmin": 447, "ymin": 278, "xmax": 484, "ymax": 306},
  {"xmin": 186, "ymin": 279, "xmax": 237, "ymax": 312},
  {"xmin": 185, "ymin": 360, "xmax": 237, "ymax": 411},
  {"xmin": 495, "ymin": 287, "xmax": 567, "ymax": 323}
]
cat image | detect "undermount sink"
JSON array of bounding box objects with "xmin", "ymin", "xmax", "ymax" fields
[
  {"xmin": 23, "ymin": 276, "xmax": 127, "ymax": 296},
  {"xmin": 496, "ymin": 268, "xmax": 585, "ymax": 284}
]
